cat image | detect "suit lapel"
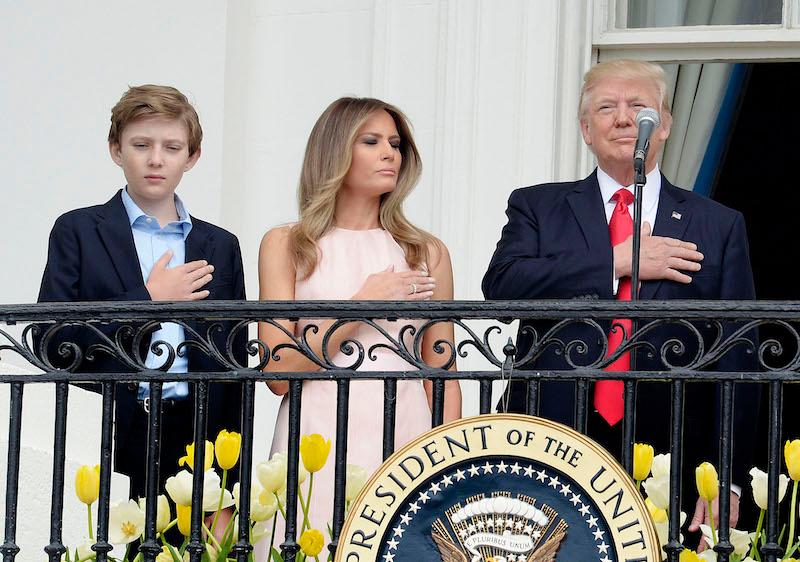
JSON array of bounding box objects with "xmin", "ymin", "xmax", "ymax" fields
[
  {"xmin": 639, "ymin": 176, "xmax": 692, "ymax": 300},
  {"xmin": 96, "ymin": 191, "xmax": 145, "ymax": 292},
  {"xmin": 185, "ymin": 219, "xmax": 214, "ymax": 265},
  {"xmin": 184, "ymin": 220, "xmax": 214, "ymax": 370},
  {"xmin": 566, "ymin": 171, "xmax": 612, "ymax": 258}
]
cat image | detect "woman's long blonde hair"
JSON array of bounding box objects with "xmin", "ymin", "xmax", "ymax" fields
[{"xmin": 290, "ymin": 97, "xmax": 436, "ymax": 279}]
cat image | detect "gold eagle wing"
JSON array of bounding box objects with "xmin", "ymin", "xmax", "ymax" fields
[
  {"xmin": 431, "ymin": 530, "xmax": 468, "ymax": 562},
  {"xmin": 529, "ymin": 529, "xmax": 566, "ymax": 562}
]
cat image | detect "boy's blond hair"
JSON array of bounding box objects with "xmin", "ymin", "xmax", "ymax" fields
[{"xmin": 108, "ymin": 85, "xmax": 203, "ymax": 156}]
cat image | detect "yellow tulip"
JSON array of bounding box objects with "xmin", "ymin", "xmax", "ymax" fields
[
  {"xmin": 75, "ymin": 465, "xmax": 101, "ymax": 505},
  {"xmin": 155, "ymin": 546, "xmax": 178, "ymax": 562},
  {"xmin": 176, "ymin": 503, "xmax": 192, "ymax": 537},
  {"xmin": 633, "ymin": 443, "xmax": 655, "ymax": 481},
  {"xmin": 644, "ymin": 498, "xmax": 667, "ymax": 524},
  {"xmin": 299, "ymin": 528, "xmax": 325, "ymax": 557},
  {"xmin": 178, "ymin": 440, "xmax": 214, "ymax": 472},
  {"xmin": 678, "ymin": 549, "xmax": 701, "ymax": 562},
  {"xmin": 786, "ymin": 440, "xmax": 800, "ymax": 481},
  {"xmin": 215, "ymin": 430, "xmax": 242, "ymax": 470},
  {"xmin": 300, "ymin": 434, "xmax": 331, "ymax": 474},
  {"xmin": 695, "ymin": 462, "xmax": 719, "ymax": 502}
]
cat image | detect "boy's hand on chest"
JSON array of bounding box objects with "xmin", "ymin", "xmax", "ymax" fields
[{"xmin": 145, "ymin": 249, "xmax": 214, "ymax": 301}]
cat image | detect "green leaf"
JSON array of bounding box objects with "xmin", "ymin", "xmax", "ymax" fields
[
  {"xmin": 166, "ymin": 543, "xmax": 182, "ymax": 562},
  {"xmin": 270, "ymin": 546, "xmax": 284, "ymax": 562}
]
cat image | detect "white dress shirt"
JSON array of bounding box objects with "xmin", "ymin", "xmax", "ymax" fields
[
  {"xmin": 121, "ymin": 188, "xmax": 191, "ymax": 400},
  {"xmin": 597, "ymin": 165, "xmax": 661, "ymax": 292}
]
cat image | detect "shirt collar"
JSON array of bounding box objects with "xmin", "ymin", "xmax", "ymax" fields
[
  {"xmin": 121, "ymin": 187, "xmax": 193, "ymax": 234},
  {"xmin": 597, "ymin": 164, "xmax": 661, "ymax": 215}
]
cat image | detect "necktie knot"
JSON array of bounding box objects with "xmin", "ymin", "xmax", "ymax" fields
[{"xmin": 612, "ymin": 188, "xmax": 634, "ymax": 209}]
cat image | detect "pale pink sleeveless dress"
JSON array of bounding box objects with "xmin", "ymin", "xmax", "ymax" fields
[{"xmin": 260, "ymin": 227, "xmax": 432, "ymax": 556}]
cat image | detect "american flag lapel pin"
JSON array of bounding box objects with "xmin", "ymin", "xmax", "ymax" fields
[{"xmin": 671, "ymin": 211, "xmax": 682, "ymax": 220}]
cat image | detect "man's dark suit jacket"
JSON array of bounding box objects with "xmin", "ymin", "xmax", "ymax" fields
[
  {"xmin": 37, "ymin": 190, "xmax": 246, "ymax": 496},
  {"xmin": 482, "ymin": 170, "xmax": 759, "ymax": 492}
]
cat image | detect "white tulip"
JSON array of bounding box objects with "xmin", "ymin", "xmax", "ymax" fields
[
  {"xmin": 272, "ymin": 452, "xmax": 309, "ymax": 484},
  {"xmin": 165, "ymin": 469, "xmax": 233, "ymax": 511},
  {"xmin": 346, "ymin": 464, "xmax": 369, "ymax": 503},
  {"xmin": 643, "ymin": 476, "xmax": 670, "ymax": 510},
  {"xmin": 700, "ymin": 524, "xmax": 752, "ymax": 557},
  {"xmin": 256, "ymin": 459, "xmax": 285, "ymax": 494},
  {"xmin": 165, "ymin": 470, "xmax": 194, "ymax": 506},
  {"xmin": 256, "ymin": 452, "xmax": 309, "ymax": 494},
  {"xmin": 108, "ymin": 499, "xmax": 145, "ymax": 545},
  {"xmin": 749, "ymin": 467, "xmax": 789, "ymax": 511},
  {"xmin": 230, "ymin": 516, "xmax": 271, "ymax": 546},
  {"xmin": 75, "ymin": 540, "xmax": 96, "ymax": 560},
  {"xmin": 730, "ymin": 528, "xmax": 752, "ymax": 556},
  {"xmin": 251, "ymin": 520, "xmax": 271, "ymax": 544},
  {"xmin": 276, "ymin": 486, "xmax": 287, "ymax": 507},
  {"xmin": 138, "ymin": 495, "xmax": 171, "ymax": 534},
  {"xmin": 233, "ymin": 481, "xmax": 277, "ymax": 522},
  {"xmin": 201, "ymin": 469, "xmax": 234, "ymax": 511},
  {"xmin": 650, "ymin": 454, "xmax": 671, "ymax": 480}
]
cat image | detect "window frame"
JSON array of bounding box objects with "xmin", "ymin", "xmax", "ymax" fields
[{"xmin": 593, "ymin": 0, "xmax": 800, "ymax": 62}]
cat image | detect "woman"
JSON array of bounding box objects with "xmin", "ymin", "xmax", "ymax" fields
[{"xmin": 257, "ymin": 97, "xmax": 461, "ymax": 548}]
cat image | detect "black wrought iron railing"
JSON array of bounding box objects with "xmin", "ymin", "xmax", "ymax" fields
[{"xmin": 0, "ymin": 300, "xmax": 797, "ymax": 562}]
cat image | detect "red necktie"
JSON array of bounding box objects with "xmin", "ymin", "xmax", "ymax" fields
[{"xmin": 595, "ymin": 187, "xmax": 634, "ymax": 426}]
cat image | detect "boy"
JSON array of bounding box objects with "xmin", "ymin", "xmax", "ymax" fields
[{"xmin": 38, "ymin": 85, "xmax": 245, "ymax": 497}]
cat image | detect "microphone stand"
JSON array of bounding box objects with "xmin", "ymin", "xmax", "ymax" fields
[
  {"xmin": 622, "ymin": 155, "xmax": 647, "ymax": 473},
  {"xmin": 631, "ymin": 160, "xmax": 646, "ymax": 301}
]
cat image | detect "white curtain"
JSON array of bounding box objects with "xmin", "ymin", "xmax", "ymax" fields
[
  {"xmin": 660, "ymin": 63, "xmax": 733, "ymax": 190},
  {"xmin": 627, "ymin": 0, "xmax": 767, "ymax": 190}
]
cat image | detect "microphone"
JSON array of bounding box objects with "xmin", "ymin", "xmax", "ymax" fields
[{"xmin": 633, "ymin": 108, "xmax": 661, "ymax": 177}]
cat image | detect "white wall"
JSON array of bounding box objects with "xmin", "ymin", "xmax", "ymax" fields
[
  {"xmin": 0, "ymin": 365, "xmax": 131, "ymax": 559},
  {"xmin": 0, "ymin": 0, "xmax": 229, "ymax": 306},
  {"xmin": 0, "ymin": 1, "xmax": 594, "ymax": 556},
  {"xmin": 0, "ymin": 1, "xmax": 229, "ymax": 558}
]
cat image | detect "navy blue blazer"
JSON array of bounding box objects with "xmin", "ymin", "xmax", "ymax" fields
[
  {"xmin": 482, "ymin": 171, "xmax": 759, "ymax": 484},
  {"xmin": 37, "ymin": 190, "xmax": 246, "ymax": 493}
]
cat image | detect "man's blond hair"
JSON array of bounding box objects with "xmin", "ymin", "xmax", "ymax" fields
[{"xmin": 579, "ymin": 60, "xmax": 671, "ymax": 120}]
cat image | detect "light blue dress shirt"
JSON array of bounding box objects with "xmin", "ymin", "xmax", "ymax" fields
[{"xmin": 121, "ymin": 188, "xmax": 191, "ymax": 400}]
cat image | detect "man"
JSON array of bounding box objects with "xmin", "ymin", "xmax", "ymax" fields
[{"xmin": 482, "ymin": 60, "xmax": 758, "ymax": 535}]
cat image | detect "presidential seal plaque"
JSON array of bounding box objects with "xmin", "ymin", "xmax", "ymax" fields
[{"xmin": 336, "ymin": 414, "xmax": 660, "ymax": 562}]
